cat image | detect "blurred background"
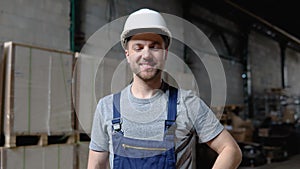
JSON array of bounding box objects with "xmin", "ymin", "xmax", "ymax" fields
[{"xmin": 1, "ymin": 0, "xmax": 300, "ymax": 168}]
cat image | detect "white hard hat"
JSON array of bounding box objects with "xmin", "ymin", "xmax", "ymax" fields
[{"xmin": 120, "ymin": 8, "xmax": 172, "ymax": 49}]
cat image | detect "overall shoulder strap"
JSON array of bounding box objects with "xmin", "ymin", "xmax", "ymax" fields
[
  {"xmin": 112, "ymin": 92, "xmax": 121, "ymax": 131},
  {"xmin": 165, "ymin": 86, "xmax": 178, "ymax": 130}
]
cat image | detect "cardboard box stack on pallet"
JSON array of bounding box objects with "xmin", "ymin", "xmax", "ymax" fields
[
  {"xmin": 0, "ymin": 42, "xmax": 79, "ymax": 169},
  {"xmin": 211, "ymin": 105, "xmax": 254, "ymax": 143}
]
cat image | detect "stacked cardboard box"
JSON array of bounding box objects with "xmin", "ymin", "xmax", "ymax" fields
[
  {"xmin": 212, "ymin": 105, "xmax": 254, "ymax": 142},
  {"xmin": 0, "ymin": 144, "xmax": 76, "ymax": 169},
  {"xmin": 0, "ymin": 41, "xmax": 106, "ymax": 169},
  {"xmin": 77, "ymin": 141, "xmax": 90, "ymax": 169},
  {"xmin": 2, "ymin": 42, "xmax": 74, "ymax": 147},
  {"xmin": 0, "ymin": 42, "xmax": 79, "ymax": 169}
]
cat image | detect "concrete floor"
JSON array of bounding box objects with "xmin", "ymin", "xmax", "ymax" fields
[{"xmin": 238, "ymin": 154, "xmax": 300, "ymax": 169}]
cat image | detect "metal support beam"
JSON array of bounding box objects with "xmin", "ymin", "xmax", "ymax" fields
[
  {"xmin": 70, "ymin": 0, "xmax": 85, "ymax": 52},
  {"xmin": 70, "ymin": 0, "xmax": 76, "ymax": 52}
]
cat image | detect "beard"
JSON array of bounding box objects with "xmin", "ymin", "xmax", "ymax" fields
[{"xmin": 135, "ymin": 68, "xmax": 162, "ymax": 82}]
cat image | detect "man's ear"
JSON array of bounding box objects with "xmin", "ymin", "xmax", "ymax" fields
[
  {"xmin": 125, "ymin": 50, "xmax": 130, "ymax": 62},
  {"xmin": 164, "ymin": 49, "xmax": 168, "ymax": 60}
]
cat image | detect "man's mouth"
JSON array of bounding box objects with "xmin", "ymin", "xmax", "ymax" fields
[{"xmin": 139, "ymin": 63, "xmax": 155, "ymax": 70}]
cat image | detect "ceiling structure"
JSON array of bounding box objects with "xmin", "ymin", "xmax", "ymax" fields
[
  {"xmin": 230, "ymin": 0, "xmax": 299, "ymax": 39},
  {"xmin": 196, "ymin": 0, "xmax": 300, "ymax": 50}
]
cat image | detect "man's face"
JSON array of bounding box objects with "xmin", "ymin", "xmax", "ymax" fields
[{"xmin": 125, "ymin": 33, "xmax": 167, "ymax": 81}]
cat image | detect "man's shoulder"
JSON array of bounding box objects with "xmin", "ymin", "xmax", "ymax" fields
[
  {"xmin": 176, "ymin": 88, "xmax": 209, "ymax": 109},
  {"xmin": 177, "ymin": 88, "xmax": 199, "ymax": 99},
  {"xmin": 97, "ymin": 87, "xmax": 128, "ymax": 105},
  {"xmin": 99, "ymin": 94, "xmax": 113, "ymax": 102},
  {"xmin": 165, "ymin": 82, "xmax": 197, "ymax": 97}
]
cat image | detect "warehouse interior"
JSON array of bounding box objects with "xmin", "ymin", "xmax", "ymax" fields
[{"xmin": 0, "ymin": 0, "xmax": 300, "ymax": 168}]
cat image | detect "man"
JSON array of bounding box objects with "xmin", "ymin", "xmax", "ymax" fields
[{"xmin": 88, "ymin": 8, "xmax": 242, "ymax": 169}]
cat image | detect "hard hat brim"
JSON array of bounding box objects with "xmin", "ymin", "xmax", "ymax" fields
[{"xmin": 121, "ymin": 27, "xmax": 172, "ymax": 49}]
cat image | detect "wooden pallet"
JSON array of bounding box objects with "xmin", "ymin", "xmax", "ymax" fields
[
  {"xmin": 4, "ymin": 133, "xmax": 76, "ymax": 148},
  {"xmin": 75, "ymin": 132, "xmax": 91, "ymax": 142}
]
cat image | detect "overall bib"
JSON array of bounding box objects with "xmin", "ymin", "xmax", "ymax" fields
[{"xmin": 112, "ymin": 86, "xmax": 178, "ymax": 169}]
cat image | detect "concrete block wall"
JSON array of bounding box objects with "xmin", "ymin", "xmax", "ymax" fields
[
  {"xmin": 116, "ymin": 0, "xmax": 183, "ymax": 16},
  {"xmin": 188, "ymin": 5, "xmax": 243, "ymax": 57},
  {"xmin": 184, "ymin": 47, "xmax": 244, "ymax": 106},
  {"xmin": 80, "ymin": 0, "xmax": 184, "ymax": 58},
  {"xmin": 0, "ymin": 0, "xmax": 70, "ymax": 51},
  {"xmin": 80, "ymin": 0, "xmax": 108, "ymax": 40},
  {"xmin": 248, "ymin": 31, "xmax": 282, "ymax": 95},
  {"xmin": 222, "ymin": 60, "xmax": 244, "ymax": 105},
  {"xmin": 285, "ymin": 48, "xmax": 300, "ymax": 95},
  {"xmin": 81, "ymin": 0, "xmax": 182, "ymax": 37},
  {"xmin": 184, "ymin": 4, "xmax": 245, "ymax": 105}
]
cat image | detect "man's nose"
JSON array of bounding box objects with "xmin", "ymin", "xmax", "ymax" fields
[{"xmin": 141, "ymin": 47, "xmax": 151, "ymax": 59}]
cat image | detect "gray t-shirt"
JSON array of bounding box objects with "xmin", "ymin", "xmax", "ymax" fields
[{"xmin": 89, "ymin": 84, "xmax": 224, "ymax": 168}]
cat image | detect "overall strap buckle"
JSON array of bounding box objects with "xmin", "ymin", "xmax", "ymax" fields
[
  {"xmin": 112, "ymin": 92, "xmax": 122, "ymax": 132},
  {"xmin": 112, "ymin": 118, "xmax": 122, "ymax": 132}
]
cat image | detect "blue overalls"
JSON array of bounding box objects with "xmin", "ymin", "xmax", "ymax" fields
[{"xmin": 111, "ymin": 86, "xmax": 178, "ymax": 169}]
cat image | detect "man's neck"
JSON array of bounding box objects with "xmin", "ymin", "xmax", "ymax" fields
[{"xmin": 131, "ymin": 76, "xmax": 162, "ymax": 99}]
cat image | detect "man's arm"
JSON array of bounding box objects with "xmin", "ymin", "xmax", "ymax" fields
[
  {"xmin": 87, "ymin": 150, "xmax": 109, "ymax": 169},
  {"xmin": 207, "ymin": 129, "xmax": 242, "ymax": 169}
]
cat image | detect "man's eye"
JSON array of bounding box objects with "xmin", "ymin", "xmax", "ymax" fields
[
  {"xmin": 151, "ymin": 45, "xmax": 162, "ymax": 50},
  {"xmin": 133, "ymin": 46, "xmax": 143, "ymax": 51}
]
